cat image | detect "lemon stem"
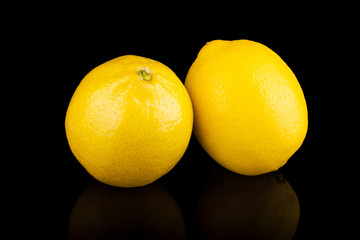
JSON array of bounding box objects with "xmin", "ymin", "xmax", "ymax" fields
[{"xmin": 137, "ymin": 67, "xmax": 152, "ymax": 81}]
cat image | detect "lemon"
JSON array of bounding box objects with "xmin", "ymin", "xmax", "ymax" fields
[
  {"xmin": 185, "ymin": 39, "xmax": 308, "ymax": 175},
  {"xmin": 65, "ymin": 55, "xmax": 193, "ymax": 187}
]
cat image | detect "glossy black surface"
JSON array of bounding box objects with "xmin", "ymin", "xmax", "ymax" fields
[{"xmin": 67, "ymin": 157, "xmax": 299, "ymax": 240}]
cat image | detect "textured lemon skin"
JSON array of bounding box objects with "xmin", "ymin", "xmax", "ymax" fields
[
  {"xmin": 65, "ymin": 55, "xmax": 193, "ymax": 187},
  {"xmin": 185, "ymin": 40, "xmax": 308, "ymax": 175}
]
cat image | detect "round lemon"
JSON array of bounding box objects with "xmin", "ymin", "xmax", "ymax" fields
[
  {"xmin": 65, "ymin": 55, "xmax": 193, "ymax": 187},
  {"xmin": 185, "ymin": 40, "xmax": 308, "ymax": 175}
]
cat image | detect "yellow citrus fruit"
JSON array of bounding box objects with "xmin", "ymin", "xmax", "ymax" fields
[
  {"xmin": 185, "ymin": 39, "xmax": 308, "ymax": 175},
  {"xmin": 65, "ymin": 55, "xmax": 193, "ymax": 187}
]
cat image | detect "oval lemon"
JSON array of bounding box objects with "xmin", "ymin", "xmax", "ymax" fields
[
  {"xmin": 65, "ymin": 55, "xmax": 193, "ymax": 187},
  {"xmin": 185, "ymin": 40, "xmax": 308, "ymax": 175}
]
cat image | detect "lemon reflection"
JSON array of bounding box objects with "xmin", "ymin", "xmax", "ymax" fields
[
  {"xmin": 194, "ymin": 168, "xmax": 300, "ymax": 240},
  {"xmin": 68, "ymin": 182, "xmax": 187, "ymax": 240}
]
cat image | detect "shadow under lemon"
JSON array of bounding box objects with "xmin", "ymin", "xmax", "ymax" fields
[
  {"xmin": 68, "ymin": 182, "xmax": 187, "ymax": 240},
  {"xmin": 194, "ymin": 166, "xmax": 300, "ymax": 240}
]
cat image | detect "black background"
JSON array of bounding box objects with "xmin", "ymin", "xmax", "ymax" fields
[{"xmin": 58, "ymin": 1, "xmax": 353, "ymax": 239}]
